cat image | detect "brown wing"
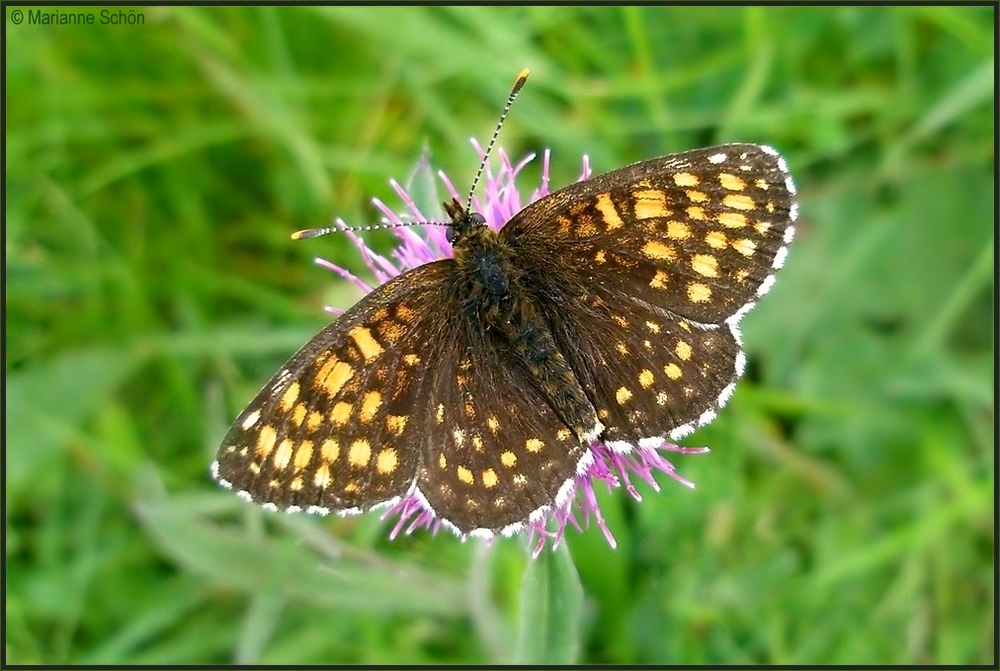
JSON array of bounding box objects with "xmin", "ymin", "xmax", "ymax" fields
[
  {"xmin": 498, "ymin": 143, "xmax": 796, "ymax": 444},
  {"xmin": 214, "ymin": 257, "xmax": 589, "ymax": 533},
  {"xmin": 408, "ymin": 312, "xmax": 588, "ymax": 534},
  {"xmin": 213, "ymin": 261, "xmax": 456, "ymax": 514}
]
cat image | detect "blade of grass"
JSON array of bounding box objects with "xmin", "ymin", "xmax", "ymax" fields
[{"xmin": 513, "ymin": 543, "xmax": 583, "ymax": 664}]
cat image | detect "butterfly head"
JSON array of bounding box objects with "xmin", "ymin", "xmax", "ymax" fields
[{"xmin": 443, "ymin": 197, "xmax": 489, "ymax": 246}]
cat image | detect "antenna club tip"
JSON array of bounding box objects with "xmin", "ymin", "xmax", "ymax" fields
[
  {"xmin": 292, "ymin": 227, "xmax": 330, "ymax": 240},
  {"xmin": 512, "ymin": 69, "xmax": 530, "ymax": 93}
]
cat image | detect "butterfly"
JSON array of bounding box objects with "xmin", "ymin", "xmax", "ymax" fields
[{"xmin": 213, "ymin": 75, "xmax": 797, "ymax": 539}]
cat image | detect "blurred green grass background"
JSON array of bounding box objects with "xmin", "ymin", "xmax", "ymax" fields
[{"xmin": 5, "ymin": 5, "xmax": 994, "ymax": 665}]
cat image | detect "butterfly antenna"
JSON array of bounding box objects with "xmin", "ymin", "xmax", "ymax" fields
[
  {"xmin": 465, "ymin": 68, "xmax": 530, "ymax": 213},
  {"xmin": 293, "ymin": 69, "xmax": 529, "ymax": 241},
  {"xmin": 291, "ymin": 219, "xmax": 449, "ymax": 240}
]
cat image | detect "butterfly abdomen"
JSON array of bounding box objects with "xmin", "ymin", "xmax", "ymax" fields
[{"xmin": 509, "ymin": 302, "xmax": 602, "ymax": 443}]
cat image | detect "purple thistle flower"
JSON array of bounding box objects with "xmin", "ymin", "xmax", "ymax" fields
[{"xmin": 315, "ymin": 141, "xmax": 709, "ymax": 555}]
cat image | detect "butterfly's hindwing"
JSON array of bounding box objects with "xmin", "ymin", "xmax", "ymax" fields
[
  {"xmin": 411, "ymin": 316, "xmax": 588, "ymax": 532},
  {"xmin": 543, "ymin": 289, "xmax": 742, "ymax": 445}
]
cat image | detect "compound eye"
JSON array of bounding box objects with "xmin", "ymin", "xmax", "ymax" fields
[{"xmin": 446, "ymin": 211, "xmax": 487, "ymax": 245}]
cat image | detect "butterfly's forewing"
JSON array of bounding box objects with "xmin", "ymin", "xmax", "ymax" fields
[
  {"xmin": 503, "ymin": 144, "xmax": 795, "ymax": 321},
  {"xmin": 214, "ymin": 262, "xmax": 457, "ymax": 513}
]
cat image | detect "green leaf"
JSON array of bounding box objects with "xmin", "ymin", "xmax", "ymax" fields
[
  {"xmin": 135, "ymin": 478, "xmax": 468, "ymax": 617},
  {"xmin": 6, "ymin": 347, "xmax": 138, "ymax": 494},
  {"xmin": 514, "ymin": 543, "xmax": 584, "ymax": 664}
]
